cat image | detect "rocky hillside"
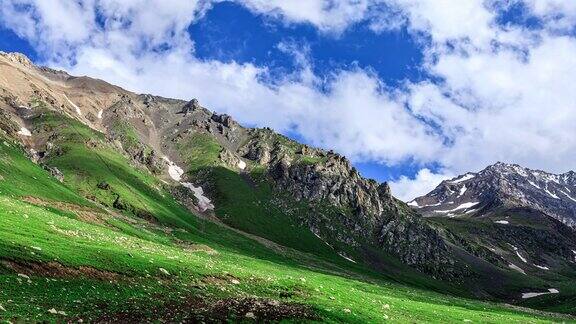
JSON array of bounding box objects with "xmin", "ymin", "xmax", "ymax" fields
[
  {"xmin": 0, "ymin": 51, "xmax": 463, "ymax": 280},
  {"xmin": 412, "ymin": 162, "xmax": 576, "ymax": 301},
  {"xmin": 411, "ymin": 162, "xmax": 576, "ymax": 228}
]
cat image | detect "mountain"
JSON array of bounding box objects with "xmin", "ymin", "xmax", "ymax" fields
[
  {"xmin": 0, "ymin": 51, "xmax": 461, "ymax": 280},
  {"xmin": 412, "ymin": 162, "xmax": 576, "ymax": 312},
  {"xmin": 411, "ymin": 162, "xmax": 576, "ymax": 228},
  {"xmin": 0, "ymin": 51, "xmax": 574, "ymax": 321}
]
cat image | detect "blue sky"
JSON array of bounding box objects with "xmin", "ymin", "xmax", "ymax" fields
[
  {"xmin": 0, "ymin": 1, "xmax": 430, "ymax": 182},
  {"xmin": 188, "ymin": 2, "xmax": 430, "ymax": 182},
  {"xmin": 1, "ymin": 1, "xmax": 576, "ymax": 200}
]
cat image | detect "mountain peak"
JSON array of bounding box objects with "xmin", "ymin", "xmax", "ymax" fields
[
  {"xmin": 411, "ymin": 162, "xmax": 576, "ymax": 228},
  {"xmin": 0, "ymin": 51, "xmax": 34, "ymax": 68}
]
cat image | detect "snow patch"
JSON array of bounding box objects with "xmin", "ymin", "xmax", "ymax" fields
[
  {"xmin": 515, "ymin": 250, "xmax": 527, "ymax": 263},
  {"xmin": 512, "ymin": 165, "xmax": 528, "ymax": 177},
  {"xmin": 560, "ymin": 190, "xmax": 576, "ymax": 203},
  {"xmin": 64, "ymin": 94, "xmax": 82, "ymax": 116},
  {"xmin": 162, "ymin": 156, "xmax": 213, "ymax": 211},
  {"xmin": 494, "ymin": 220, "xmax": 509, "ymax": 224},
  {"xmin": 97, "ymin": 110, "xmax": 103, "ymax": 119},
  {"xmin": 508, "ymin": 263, "xmax": 526, "ymax": 275},
  {"xmin": 527, "ymin": 180, "xmax": 541, "ymax": 189},
  {"xmin": 162, "ymin": 157, "xmax": 184, "ymax": 181},
  {"xmin": 534, "ymin": 265, "xmax": 549, "ymax": 270},
  {"xmin": 418, "ymin": 202, "xmax": 443, "ymax": 208},
  {"xmin": 17, "ymin": 127, "xmax": 31, "ymax": 137},
  {"xmin": 338, "ymin": 252, "xmax": 356, "ymax": 263},
  {"xmin": 509, "ymin": 245, "xmax": 527, "ymax": 263},
  {"xmin": 434, "ymin": 202, "xmax": 479, "ymax": 213},
  {"xmin": 544, "ymin": 186, "xmax": 559, "ymax": 199},
  {"xmin": 449, "ymin": 173, "xmax": 475, "ymax": 184},
  {"xmin": 458, "ymin": 185, "xmax": 467, "ymax": 197},
  {"xmin": 181, "ymin": 182, "xmax": 214, "ymax": 211},
  {"xmin": 522, "ymin": 288, "xmax": 559, "ymax": 299},
  {"xmin": 407, "ymin": 200, "xmax": 419, "ymax": 207},
  {"xmin": 18, "ymin": 105, "xmax": 31, "ymax": 110},
  {"xmin": 312, "ymin": 231, "xmax": 334, "ymax": 248},
  {"xmin": 237, "ymin": 160, "xmax": 246, "ymax": 170}
]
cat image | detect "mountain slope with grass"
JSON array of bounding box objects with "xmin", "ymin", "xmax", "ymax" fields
[
  {"xmin": 412, "ymin": 162, "xmax": 576, "ymax": 313},
  {"xmin": 0, "ymin": 51, "xmax": 574, "ymax": 322}
]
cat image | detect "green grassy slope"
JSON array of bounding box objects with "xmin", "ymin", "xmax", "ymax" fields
[
  {"xmin": 430, "ymin": 213, "xmax": 576, "ymax": 314},
  {"xmin": 0, "ymin": 112, "xmax": 572, "ymax": 321}
]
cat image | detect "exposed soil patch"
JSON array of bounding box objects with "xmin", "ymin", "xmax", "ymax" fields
[
  {"xmin": 1, "ymin": 260, "xmax": 122, "ymax": 281},
  {"xmin": 22, "ymin": 196, "xmax": 109, "ymax": 224},
  {"xmin": 92, "ymin": 295, "xmax": 318, "ymax": 323},
  {"xmin": 201, "ymin": 274, "xmax": 241, "ymax": 286},
  {"xmin": 178, "ymin": 242, "xmax": 218, "ymax": 255}
]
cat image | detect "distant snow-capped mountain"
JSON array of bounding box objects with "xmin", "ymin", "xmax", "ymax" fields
[{"xmin": 410, "ymin": 162, "xmax": 576, "ymax": 228}]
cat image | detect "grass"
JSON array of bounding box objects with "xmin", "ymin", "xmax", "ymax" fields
[
  {"xmin": 0, "ymin": 196, "xmax": 568, "ymax": 322},
  {"xmin": 0, "ymin": 111, "xmax": 572, "ymax": 321},
  {"xmin": 430, "ymin": 214, "xmax": 576, "ymax": 314}
]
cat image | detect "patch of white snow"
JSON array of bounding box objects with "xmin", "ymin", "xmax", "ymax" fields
[
  {"xmin": 527, "ymin": 180, "xmax": 541, "ymax": 189},
  {"xmin": 407, "ymin": 200, "xmax": 419, "ymax": 207},
  {"xmin": 237, "ymin": 160, "xmax": 246, "ymax": 170},
  {"xmin": 449, "ymin": 173, "xmax": 475, "ymax": 184},
  {"xmin": 17, "ymin": 127, "xmax": 31, "ymax": 137},
  {"xmin": 434, "ymin": 202, "xmax": 479, "ymax": 213},
  {"xmin": 516, "ymin": 250, "xmax": 527, "ymax": 263},
  {"xmin": 162, "ymin": 157, "xmax": 184, "ymax": 181},
  {"xmin": 494, "ymin": 220, "xmax": 509, "ymax": 225},
  {"xmin": 338, "ymin": 252, "xmax": 356, "ymax": 263},
  {"xmin": 534, "ymin": 265, "xmax": 549, "ymax": 270},
  {"xmin": 560, "ymin": 190, "xmax": 576, "ymax": 203},
  {"xmin": 97, "ymin": 110, "xmax": 103, "ymax": 119},
  {"xmin": 64, "ymin": 94, "xmax": 82, "ymax": 116},
  {"xmin": 522, "ymin": 288, "xmax": 559, "ymax": 299},
  {"xmin": 508, "ymin": 263, "xmax": 526, "ymax": 275},
  {"xmin": 544, "ymin": 186, "xmax": 559, "ymax": 199},
  {"xmin": 509, "ymin": 245, "xmax": 527, "ymax": 263},
  {"xmin": 419, "ymin": 202, "xmax": 443, "ymax": 208},
  {"xmin": 181, "ymin": 182, "xmax": 214, "ymax": 211},
  {"xmin": 458, "ymin": 185, "xmax": 467, "ymax": 197}
]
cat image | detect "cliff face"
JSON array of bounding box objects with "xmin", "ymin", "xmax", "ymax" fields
[{"xmin": 233, "ymin": 128, "xmax": 460, "ymax": 278}]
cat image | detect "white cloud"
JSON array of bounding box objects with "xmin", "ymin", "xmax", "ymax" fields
[
  {"xmin": 237, "ymin": 0, "xmax": 372, "ymax": 34},
  {"xmin": 2, "ymin": 0, "xmax": 576, "ymax": 202},
  {"xmin": 389, "ymin": 168, "xmax": 454, "ymax": 201}
]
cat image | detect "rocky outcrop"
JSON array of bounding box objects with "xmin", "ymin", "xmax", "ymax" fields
[
  {"xmin": 180, "ymin": 99, "xmax": 200, "ymax": 116},
  {"xmin": 236, "ymin": 129, "xmax": 462, "ymax": 279}
]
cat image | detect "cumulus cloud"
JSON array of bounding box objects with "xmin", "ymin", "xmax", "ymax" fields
[
  {"xmin": 2, "ymin": 0, "xmax": 576, "ymax": 201},
  {"xmin": 389, "ymin": 168, "xmax": 454, "ymax": 201},
  {"xmin": 237, "ymin": 0, "xmax": 372, "ymax": 34}
]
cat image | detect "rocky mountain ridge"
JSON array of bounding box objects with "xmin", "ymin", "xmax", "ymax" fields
[{"xmin": 411, "ymin": 162, "xmax": 576, "ymax": 228}]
